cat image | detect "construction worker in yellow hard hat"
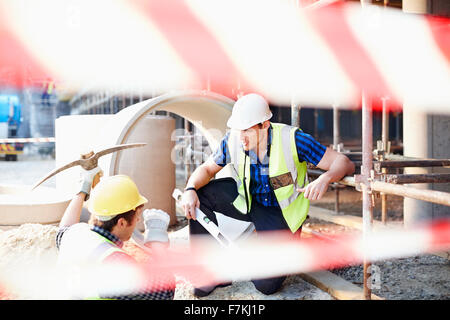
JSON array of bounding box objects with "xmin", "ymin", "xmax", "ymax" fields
[
  {"xmin": 181, "ymin": 93, "xmax": 355, "ymax": 297},
  {"xmin": 56, "ymin": 167, "xmax": 174, "ymax": 300}
]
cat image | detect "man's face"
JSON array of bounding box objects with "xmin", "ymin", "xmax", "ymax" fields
[
  {"xmin": 121, "ymin": 207, "xmax": 143, "ymax": 241},
  {"xmin": 238, "ymin": 123, "xmax": 265, "ymax": 151}
]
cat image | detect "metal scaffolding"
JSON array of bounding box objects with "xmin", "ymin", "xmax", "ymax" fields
[
  {"xmin": 303, "ymin": 0, "xmax": 450, "ymax": 298},
  {"xmin": 303, "ymin": 94, "xmax": 450, "ymax": 299}
]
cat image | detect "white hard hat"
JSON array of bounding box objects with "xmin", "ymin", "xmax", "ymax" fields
[{"xmin": 227, "ymin": 93, "xmax": 273, "ymax": 130}]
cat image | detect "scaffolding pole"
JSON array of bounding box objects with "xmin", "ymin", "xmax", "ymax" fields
[
  {"xmin": 184, "ymin": 119, "xmax": 191, "ymax": 184},
  {"xmin": 374, "ymin": 159, "xmax": 450, "ymax": 171},
  {"xmin": 371, "ymin": 181, "xmax": 450, "ymax": 207},
  {"xmin": 361, "ymin": 92, "xmax": 373, "ymax": 300},
  {"xmin": 360, "ymin": 9, "xmax": 373, "ymax": 296},
  {"xmin": 333, "ymin": 104, "xmax": 341, "ymax": 214},
  {"xmin": 381, "ymin": 97, "xmax": 390, "ymax": 224},
  {"xmin": 385, "ymin": 173, "xmax": 450, "ymax": 185},
  {"xmin": 291, "ymin": 101, "xmax": 301, "ymax": 128}
]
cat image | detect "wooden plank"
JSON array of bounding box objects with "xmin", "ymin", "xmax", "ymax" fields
[
  {"xmin": 307, "ymin": 206, "xmax": 364, "ymax": 229},
  {"xmin": 433, "ymin": 251, "xmax": 450, "ymax": 260},
  {"xmin": 307, "ymin": 205, "xmax": 403, "ymax": 231},
  {"xmin": 300, "ymin": 271, "xmax": 384, "ymax": 300}
]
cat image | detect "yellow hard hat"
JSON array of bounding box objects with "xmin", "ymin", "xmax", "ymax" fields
[{"xmin": 88, "ymin": 175, "xmax": 148, "ymax": 220}]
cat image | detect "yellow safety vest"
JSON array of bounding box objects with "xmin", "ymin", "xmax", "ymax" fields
[
  {"xmin": 47, "ymin": 82, "xmax": 54, "ymax": 94},
  {"xmin": 228, "ymin": 123, "xmax": 309, "ymax": 233}
]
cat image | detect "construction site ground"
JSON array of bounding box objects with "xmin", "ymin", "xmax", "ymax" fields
[
  {"xmin": 0, "ymin": 155, "xmax": 448, "ymax": 300},
  {"xmin": 310, "ymin": 190, "xmax": 449, "ymax": 300}
]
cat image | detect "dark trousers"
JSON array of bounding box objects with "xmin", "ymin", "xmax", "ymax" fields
[
  {"xmin": 189, "ymin": 178, "xmax": 302, "ymax": 295},
  {"xmin": 41, "ymin": 92, "xmax": 51, "ymax": 106}
]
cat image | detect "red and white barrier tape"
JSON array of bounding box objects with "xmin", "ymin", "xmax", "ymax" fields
[
  {"xmin": 0, "ymin": 219, "xmax": 448, "ymax": 299},
  {"xmin": 143, "ymin": 219, "xmax": 450, "ymax": 286},
  {"xmin": 0, "ymin": 137, "xmax": 55, "ymax": 143},
  {"xmin": 0, "ymin": 1, "xmax": 449, "ymax": 112}
]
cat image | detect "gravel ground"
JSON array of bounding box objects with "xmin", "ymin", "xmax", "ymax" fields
[
  {"xmin": 165, "ymin": 216, "xmax": 450, "ymax": 300},
  {"xmin": 312, "ymin": 186, "xmax": 405, "ymax": 222},
  {"xmin": 304, "ymin": 218, "xmax": 450, "ymax": 300},
  {"xmin": 330, "ymin": 255, "xmax": 450, "ymax": 300},
  {"xmin": 165, "ymin": 220, "xmax": 333, "ymax": 300}
]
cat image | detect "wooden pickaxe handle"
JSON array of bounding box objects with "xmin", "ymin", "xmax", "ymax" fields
[{"xmin": 92, "ymin": 171, "xmax": 102, "ymax": 189}]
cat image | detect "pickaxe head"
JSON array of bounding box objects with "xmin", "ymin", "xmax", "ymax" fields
[{"xmin": 31, "ymin": 143, "xmax": 146, "ymax": 190}]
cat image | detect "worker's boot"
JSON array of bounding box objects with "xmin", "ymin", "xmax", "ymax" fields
[{"xmin": 193, "ymin": 282, "xmax": 232, "ymax": 298}]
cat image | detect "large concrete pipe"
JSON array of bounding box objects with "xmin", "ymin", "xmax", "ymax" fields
[
  {"xmin": 116, "ymin": 115, "xmax": 176, "ymax": 228},
  {"xmin": 0, "ymin": 185, "xmax": 71, "ymax": 225},
  {"xmin": 95, "ymin": 91, "xmax": 234, "ymax": 226},
  {"xmin": 0, "ymin": 91, "xmax": 233, "ymax": 226},
  {"xmin": 52, "ymin": 91, "xmax": 233, "ymax": 226},
  {"xmin": 403, "ymin": 1, "xmax": 450, "ymax": 226},
  {"xmin": 96, "ymin": 90, "xmax": 234, "ymax": 172}
]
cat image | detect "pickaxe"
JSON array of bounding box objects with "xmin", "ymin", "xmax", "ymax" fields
[{"xmin": 31, "ymin": 142, "xmax": 146, "ymax": 190}]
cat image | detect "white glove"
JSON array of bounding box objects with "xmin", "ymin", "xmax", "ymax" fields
[
  {"xmin": 78, "ymin": 166, "xmax": 103, "ymax": 199},
  {"xmin": 143, "ymin": 209, "xmax": 170, "ymax": 244}
]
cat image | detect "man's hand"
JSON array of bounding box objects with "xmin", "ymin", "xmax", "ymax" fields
[
  {"xmin": 180, "ymin": 158, "xmax": 222, "ymax": 220},
  {"xmin": 297, "ymin": 174, "xmax": 331, "ymax": 201},
  {"xmin": 182, "ymin": 189, "xmax": 200, "ymax": 220},
  {"xmin": 143, "ymin": 209, "xmax": 170, "ymax": 244},
  {"xmin": 298, "ymin": 147, "xmax": 355, "ymax": 201},
  {"xmin": 78, "ymin": 166, "xmax": 103, "ymax": 199}
]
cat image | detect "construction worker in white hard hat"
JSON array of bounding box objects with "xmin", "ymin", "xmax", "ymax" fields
[
  {"xmin": 182, "ymin": 93, "xmax": 355, "ymax": 297},
  {"xmin": 56, "ymin": 168, "xmax": 175, "ymax": 300}
]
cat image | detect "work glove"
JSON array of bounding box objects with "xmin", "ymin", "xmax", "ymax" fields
[
  {"xmin": 143, "ymin": 209, "xmax": 170, "ymax": 244},
  {"xmin": 78, "ymin": 166, "xmax": 103, "ymax": 200}
]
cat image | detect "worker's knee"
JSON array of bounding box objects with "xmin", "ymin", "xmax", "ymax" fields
[
  {"xmin": 195, "ymin": 183, "xmax": 212, "ymax": 205},
  {"xmin": 252, "ymin": 276, "xmax": 286, "ymax": 295}
]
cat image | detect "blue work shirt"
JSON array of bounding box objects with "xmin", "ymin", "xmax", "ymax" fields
[{"xmin": 212, "ymin": 124, "xmax": 326, "ymax": 207}]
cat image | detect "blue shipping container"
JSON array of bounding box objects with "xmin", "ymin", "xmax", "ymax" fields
[{"xmin": 0, "ymin": 94, "xmax": 21, "ymax": 124}]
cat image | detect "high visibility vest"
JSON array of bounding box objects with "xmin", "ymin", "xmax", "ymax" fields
[
  {"xmin": 57, "ymin": 223, "xmax": 129, "ymax": 299},
  {"xmin": 228, "ymin": 123, "xmax": 309, "ymax": 233},
  {"xmin": 46, "ymin": 82, "xmax": 54, "ymax": 94}
]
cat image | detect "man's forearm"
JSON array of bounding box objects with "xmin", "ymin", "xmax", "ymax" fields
[
  {"xmin": 59, "ymin": 193, "xmax": 86, "ymax": 228},
  {"xmin": 321, "ymin": 155, "xmax": 355, "ymax": 183},
  {"xmin": 186, "ymin": 163, "xmax": 216, "ymax": 190}
]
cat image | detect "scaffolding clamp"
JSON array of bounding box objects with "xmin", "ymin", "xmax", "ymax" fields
[{"xmin": 355, "ymin": 170, "xmax": 378, "ymax": 208}]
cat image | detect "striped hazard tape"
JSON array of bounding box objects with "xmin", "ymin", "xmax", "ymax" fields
[
  {"xmin": 0, "ymin": 142, "xmax": 23, "ymax": 155},
  {"xmin": 0, "ymin": 218, "xmax": 448, "ymax": 299},
  {"xmin": 0, "ymin": 137, "xmax": 55, "ymax": 143},
  {"xmin": 0, "ymin": 144, "xmax": 15, "ymax": 151},
  {"xmin": 0, "ymin": 1, "xmax": 449, "ymax": 113}
]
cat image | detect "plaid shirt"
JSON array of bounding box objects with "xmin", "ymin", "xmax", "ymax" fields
[
  {"xmin": 212, "ymin": 124, "xmax": 326, "ymax": 207},
  {"xmin": 56, "ymin": 224, "xmax": 175, "ymax": 300},
  {"xmin": 91, "ymin": 225, "xmax": 124, "ymax": 247},
  {"xmin": 56, "ymin": 225, "xmax": 123, "ymax": 250}
]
